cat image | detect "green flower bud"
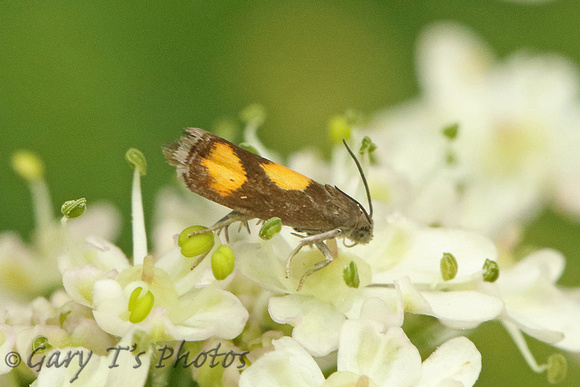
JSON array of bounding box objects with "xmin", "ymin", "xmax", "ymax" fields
[
  {"xmin": 214, "ymin": 118, "xmax": 238, "ymax": 141},
  {"xmin": 239, "ymin": 142, "xmax": 261, "ymax": 156},
  {"xmin": 128, "ymin": 287, "xmax": 155, "ymax": 323},
  {"xmin": 359, "ymin": 136, "xmax": 378, "ymax": 164},
  {"xmin": 343, "ymin": 261, "xmax": 360, "ymax": 289},
  {"xmin": 11, "ymin": 150, "xmax": 44, "ymax": 181},
  {"xmin": 440, "ymin": 252, "xmax": 458, "ymax": 281},
  {"xmin": 359, "ymin": 136, "xmax": 377, "ymax": 155},
  {"xmin": 31, "ymin": 336, "xmax": 52, "ymax": 354},
  {"xmin": 442, "ymin": 123, "xmax": 459, "ymax": 140},
  {"xmin": 211, "ymin": 245, "xmax": 235, "ymax": 280},
  {"xmin": 61, "ymin": 198, "xmax": 87, "ymax": 219},
  {"xmin": 179, "ymin": 225, "xmax": 214, "ymax": 257},
  {"xmin": 259, "ymin": 217, "xmax": 282, "ymax": 240},
  {"xmin": 546, "ymin": 353, "xmax": 567, "ymax": 384},
  {"xmin": 328, "ymin": 115, "xmax": 351, "ymax": 145},
  {"xmin": 125, "ymin": 148, "xmax": 147, "ymax": 175},
  {"xmin": 482, "ymin": 259, "xmax": 500, "ymax": 282},
  {"xmin": 240, "ymin": 104, "xmax": 266, "ymax": 127}
]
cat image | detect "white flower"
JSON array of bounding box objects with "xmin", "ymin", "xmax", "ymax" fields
[
  {"xmin": 60, "ymin": 158, "xmax": 249, "ymax": 343},
  {"xmin": 235, "ymin": 235, "xmax": 372, "ymax": 357},
  {"xmin": 91, "ymin": 275, "xmax": 248, "ymax": 341},
  {"xmin": 0, "ymin": 151, "xmax": 120, "ymax": 302},
  {"xmin": 239, "ymin": 320, "xmax": 481, "ymax": 387},
  {"xmin": 9, "ymin": 291, "xmax": 116, "ymax": 362},
  {"xmin": 0, "ymin": 204, "xmax": 120, "ymax": 303},
  {"xmin": 368, "ymin": 22, "xmax": 580, "ymax": 236},
  {"xmin": 484, "ymin": 249, "xmax": 580, "ymax": 352},
  {"xmin": 235, "ymin": 136, "xmax": 504, "ymax": 355},
  {"xmin": 0, "ymin": 324, "xmax": 17, "ymax": 375},
  {"xmin": 30, "ymin": 332, "xmax": 151, "ymax": 387},
  {"xmin": 350, "ymin": 217, "xmax": 504, "ymax": 330}
]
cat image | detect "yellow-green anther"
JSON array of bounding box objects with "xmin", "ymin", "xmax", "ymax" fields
[
  {"xmin": 128, "ymin": 287, "xmax": 155, "ymax": 323},
  {"xmin": 61, "ymin": 198, "xmax": 87, "ymax": 219},
  {"xmin": 239, "ymin": 142, "xmax": 261, "ymax": 156},
  {"xmin": 178, "ymin": 225, "xmax": 209, "ymax": 246},
  {"xmin": 179, "ymin": 225, "xmax": 214, "ymax": 257},
  {"xmin": 240, "ymin": 103, "xmax": 266, "ymax": 127},
  {"xmin": 483, "ymin": 259, "xmax": 500, "ymax": 282},
  {"xmin": 12, "ymin": 150, "xmax": 44, "ymax": 181},
  {"xmin": 259, "ymin": 217, "xmax": 282, "ymax": 240},
  {"xmin": 128, "ymin": 287, "xmax": 141, "ymax": 312},
  {"xmin": 125, "ymin": 148, "xmax": 147, "ymax": 175},
  {"xmin": 546, "ymin": 353, "xmax": 567, "ymax": 384},
  {"xmin": 211, "ymin": 245, "xmax": 235, "ymax": 280},
  {"xmin": 328, "ymin": 115, "xmax": 351, "ymax": 145},
  {"xmin": 343, "ymin": 261, "xmax": 360, "ymax": 288},
  {"xmin": 442, "ymin": 123, "xmax": 459, "ymax": 140},
  {"xmin": 31, "ymin": 336, "xmax": 52, "ymax": 354},
  {"xmin": 440, "ymin": 252, "xmax": 458, "ymax": 281}
]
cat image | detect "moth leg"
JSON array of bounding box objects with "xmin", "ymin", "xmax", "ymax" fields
[
  {"xmin": 188, "ymin": 211, "xmax": 253, "ymax": 243},
  {"xmin": 284, "ymin": 228, "xmax": 342, "ymax": 286},
  {"xmin": 296, "ymin": 245, "xmax": 334, "ymax": 291},
  {"xmin": 237, "ymin": 220, "xmax": 251, "ymax": 235}
]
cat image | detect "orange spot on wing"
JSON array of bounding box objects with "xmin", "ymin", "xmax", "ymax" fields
[
  {"xmin": 201, "ymin": 143, "xmax": 246, "ymax": 196},
  {"xmin": 261, "ymin": 162, "xmax": 311, "ymax": 191}
]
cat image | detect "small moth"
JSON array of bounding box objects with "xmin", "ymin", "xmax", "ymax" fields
[{"xmin": 163, "ymin": 128, "xmax": 373, "ymax": 289}]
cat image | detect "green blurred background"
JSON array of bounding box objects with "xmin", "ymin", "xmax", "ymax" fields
[{"xmin": 2, "ymin": 1, "xmax": 580, "ymax": 385}]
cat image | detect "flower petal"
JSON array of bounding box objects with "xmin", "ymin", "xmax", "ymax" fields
[
  {"xmin": 369, "ymin": 220, "xmax": 496, "ymax": 285},
  {"xmin": 418, "ymin": 336, "xmax": 481, "ymax": 387},
  {"xmin": 338, "ymin": 320, "xmax": 421, "ymax": 387},
  {"xmin": 168, "ymin": 286, "xmax": 249, "ymax": 341},
  {"xmin": 239, "ymin": 336, "xmax": 325, "ymax": 387},
  {"xmin": 269, "ymin": 295, "xmax": 345, "ymax": 357},
  {"xmin": 422, "ymin": 291, "xmax": 503, "ymax": 329}
]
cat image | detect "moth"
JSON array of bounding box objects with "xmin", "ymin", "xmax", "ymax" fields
[{"xmin": 163, "ymin": 128, "xmax": 373, "ymax": 289}]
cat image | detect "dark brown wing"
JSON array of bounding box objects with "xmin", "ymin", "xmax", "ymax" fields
[{"xmin": 164, "ymin": 128, "xmax": 365, "ymax": 233}]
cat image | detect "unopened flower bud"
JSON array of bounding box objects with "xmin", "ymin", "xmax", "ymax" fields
[
  {"xmin": 259, "ymin": 217, "xmax": 282, "ymax": 240},
  {"xmin": 441, "ymin": 252, "xmax": 458, "ymax": 281},
  {"xmin": 483, "ymin": 259, "xmax": 500, "ymax": 282},
  {"xmin": 343, "ymin": 261, "xmax": 360, "ymax": 289},
  {"xmin": 125, "ymin": 148, "xmax": 147, "ymax": 175},
  {"xmin": 61, "ymin": 198, "xmax": 87, "ymax": 219}
]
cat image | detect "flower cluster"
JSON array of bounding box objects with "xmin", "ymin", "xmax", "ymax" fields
[{"xmin": 1, "ymin": 22, "xmax": 579, "ymax": 386}]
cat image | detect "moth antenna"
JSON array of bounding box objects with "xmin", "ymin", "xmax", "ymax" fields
[{"xmin": 342, "ymin": 139, "xmax": 373, "ymax": 219}]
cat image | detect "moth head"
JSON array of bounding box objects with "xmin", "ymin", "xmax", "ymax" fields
[
  {"xmin": 349, "ymin": 223, "xmax": 373, "ymax": 245},
  {"xmin": 346, "ymin": 201, "xmax": 373, "ymax": 245}
]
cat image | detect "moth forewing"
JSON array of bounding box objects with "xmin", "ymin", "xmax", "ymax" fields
[{"xmin": 164, "ymin": 128, "xmax": 374, "ymax": 290}]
